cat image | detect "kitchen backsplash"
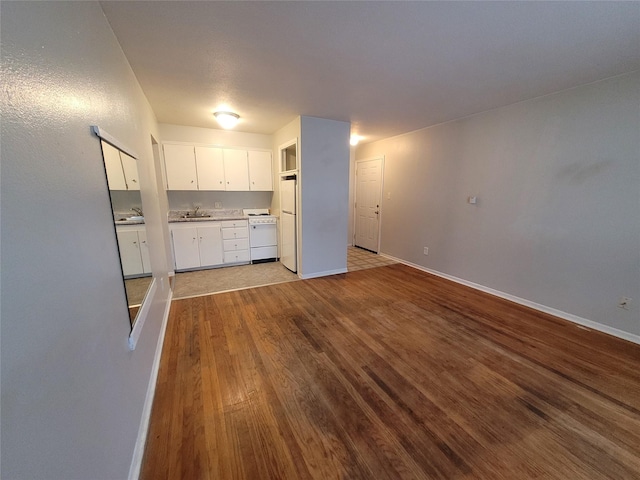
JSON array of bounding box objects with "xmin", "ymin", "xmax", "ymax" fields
[{"xmin": 167, "ymin": 190, "xmax": 273, "ymax": 211}]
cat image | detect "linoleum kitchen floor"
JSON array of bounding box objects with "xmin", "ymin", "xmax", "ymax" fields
[
  {"xmin": 171, "ymin": 248, "xmax": 396, "ymax": 300},
  {"xmin": 173, "ymin": 262, "xmax": 299, "ymax": 299}
]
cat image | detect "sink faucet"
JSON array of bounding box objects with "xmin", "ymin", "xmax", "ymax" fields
[
  {"xmin": 192, "ymin": 206, "xmax": 200, "ymax": 216},
  {"xmin": 131, "ymin": 207, "xmax": 143, "ymax": 216}
]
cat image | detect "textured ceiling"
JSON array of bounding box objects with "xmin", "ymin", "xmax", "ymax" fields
[{"xmin": 100, "ymin": 1, "xmax": 640, "ymax": 143}]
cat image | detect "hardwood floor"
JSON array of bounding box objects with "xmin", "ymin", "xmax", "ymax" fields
[{"xmin": 141, "ymin": 264, "xmax": 640, "ymax": 479}]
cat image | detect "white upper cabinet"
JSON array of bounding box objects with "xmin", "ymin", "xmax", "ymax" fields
[
  {"xmin": 248, "ymin": 150, "xmax": 273, "ymax": 191},
  {"xmin": 120, "ymin": 151, "xmax": 140, "ymax": 191},
  {"xmin": 162, "ymin": 143, "xmax": 272, "ymax": 191},
  {"xmin": 194, "ymin": 146, "xmax": 225, "ymax": 191},
  {"xmin": 102, "ymin": 142, "xmax": 127, "ymax": 190},
  {"xmin": 223, "ymin": 149, "xmax": 249, "ymax": 191},
  {"xmin": 163, "ymin": 144, "xmax": 198, "ymax": 190}
]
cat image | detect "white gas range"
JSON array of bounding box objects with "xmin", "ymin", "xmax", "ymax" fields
[{"xmin": 243, "ymin": 209, "xmax": 278, "ymax": 262}]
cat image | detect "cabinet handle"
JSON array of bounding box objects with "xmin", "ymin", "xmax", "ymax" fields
[{"xmin": 219, "ymin": 181, "xmax": 222, "ymax": 184}]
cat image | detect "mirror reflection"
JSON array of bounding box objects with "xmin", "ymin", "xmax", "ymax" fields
[{"xmin": 100, "ymin": 140, "xmax": 153, "ymax": 326}]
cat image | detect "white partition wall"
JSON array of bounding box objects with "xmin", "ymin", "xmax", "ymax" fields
[{"xmin": 299, "ymin": 116, "xmax": 351, "ymax": 278}]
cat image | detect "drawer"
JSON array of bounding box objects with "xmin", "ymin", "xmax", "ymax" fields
[
  {"xmin": 222, "ymin": 226, "xmax": 248, "ymax": 240},
  {"xmin": 250, "ymin": 245, "xmax": 278, "ymax": 261},
  {"xmin": 223, "ymin": 249, "xmax": 250, "ymax": 264},
  {"xmin": 223, "ymin": 238, "xmax": 249, "ymax": 252},
  {"xmin": 221, "ymin": 220, "xmax": 248, "ymax": 229}
]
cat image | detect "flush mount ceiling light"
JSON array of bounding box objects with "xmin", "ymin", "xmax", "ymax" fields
[
  {"xmin": 214, "ymin": 111, "xmax": 240, "ymax": 129},
  {"xmin": 350, "ymin": 134, "xmax": 362, "ymax": 146}
]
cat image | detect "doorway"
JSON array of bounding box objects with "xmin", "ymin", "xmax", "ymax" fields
[{"xmin": 354, "ymin": 157, "xmax": 384, "ymax": 253}]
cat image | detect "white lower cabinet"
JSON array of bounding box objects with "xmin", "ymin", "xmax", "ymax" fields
[
  {"xmin": 116, "ymin": 225, "xmax": 151, "ymax": 276},
  {"xmin": 221, "ymin": 220, "xmax": 250, "ymax": 264},
  {"xmin": 170, "ymin": 220, "xmax": 251, "ymax": 271},
  {"xmin": 171, "ymin": 223, "xmax": 223, "ymax": 270}
]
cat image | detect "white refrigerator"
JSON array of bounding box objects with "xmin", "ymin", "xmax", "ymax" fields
[{"xmin": 280, "ymin": 178, "xmax": 297, "ymax": 272}]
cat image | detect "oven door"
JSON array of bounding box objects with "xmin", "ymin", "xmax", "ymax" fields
[
  {"xmin": 249, "ymin": 223, "xmax": 277, "ymax": 248},
  {"xmin": 249, "ymin": 223, "xmax": 278, "ymax": 261}
]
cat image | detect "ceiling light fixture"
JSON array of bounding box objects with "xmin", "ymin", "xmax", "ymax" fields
[
  {"xmin": 350, "ymin": 134, "xmax": 362, "ymax": 146},
  {"xmin": 214, "ymin": 111, "xmax": 240, "ymax": 129}
]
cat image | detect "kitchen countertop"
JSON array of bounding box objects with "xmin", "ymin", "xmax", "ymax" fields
[
  {"xmin": 167, "ymin": 208, "xmax": 246, "ymax": 223},
  {"xmin": 168, "ymin": 215, "xmax": 247, "ymax": 223},
  {"xmin": 114, "ymin": 209, "xmax": 273, "ymax": 225}
]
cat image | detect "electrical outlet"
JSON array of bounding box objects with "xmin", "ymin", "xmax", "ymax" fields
[
  {"xmin": 214, "ymin": 202, "xmax": 222, "ymax": 209},
  {"xmin": 618, "ymin": 297, "xmax": 632, "ymax": 310},
  {"xmin": 423, "ymin": 247, "xmax": 429, "ymax": 255}
]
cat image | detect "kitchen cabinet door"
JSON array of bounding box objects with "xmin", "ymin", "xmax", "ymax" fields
[
  {"xmin": 120, "ymin": 151, "xmax": 140, "ymax": 191},
  {"xmin": 138, "ymin": 229, "xmax": 151, "ymax": 274},
  {"xmin": 223, "ymin": 149, "xmax": 249, "ymax": 191},
  {"xmin": 171, "ymin": 225, "xmax": 201, "ymax": 270},
  {"xmin": 197, "ymin": 224, "xmax": 223, "ymax": 267},
  {"xmin": 195, "ymin": 146, "xmax": 225, "ymax": 191},
  {"xmin": 163, "ymin": 144, "xmax": 198, "ymax": 190},
  {"xmin": 248, "ymin": 150, "xmax": 273, "ymax": 191},
  {"xmin": 117, "ymin": 230, "xmax": 144, "ymax": 276},
  {"xmin": 102, "ymin": 141, "xmax": 127, "ymax": 190}
]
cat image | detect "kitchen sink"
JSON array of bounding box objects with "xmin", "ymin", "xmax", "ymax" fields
[{"xmin": 181, "ymin": 214, "xmax": 212, "ymax": 219}]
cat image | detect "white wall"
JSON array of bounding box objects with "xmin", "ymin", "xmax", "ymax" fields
[
  {"xmin": 159, "ymin": 123, "xmax": 272, "ymax": 149},
  {"xmin": 167, "ymin": 190, "xmax": 273, "ymax": 211},
  {"xmin": 1, "ymin": 2, "xmax": 172, "ymax": 479},
  {"xmin": 300, "ymin": 116, "xmax": 351, "ymax": 278},
  {"xmin": 356, "ymin": 72, "xmax": 640, "ymax": 338}
]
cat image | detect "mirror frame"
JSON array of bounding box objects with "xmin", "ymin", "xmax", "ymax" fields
[{"xmin": 91, "ymin": 126, "xmax": 153, "ymax": 334}]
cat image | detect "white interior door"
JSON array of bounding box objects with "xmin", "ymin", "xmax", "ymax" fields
[{"xmin": 355, "ymin": 158, "xmax": 383, "ymax": 253}]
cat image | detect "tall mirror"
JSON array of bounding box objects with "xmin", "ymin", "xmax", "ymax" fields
[{"xmin": 98, "ymin": 135, "xmax": 153, "ymax": 327}]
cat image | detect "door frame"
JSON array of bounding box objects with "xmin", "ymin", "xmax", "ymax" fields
[{"xmin": 353, "ymin": 156, "xmax": 385, "ymax": 253}]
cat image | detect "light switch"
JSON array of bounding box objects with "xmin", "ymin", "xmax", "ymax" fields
[{"xmin": 468, "ymin": 196, "xmax": 477, "ymax": 205}]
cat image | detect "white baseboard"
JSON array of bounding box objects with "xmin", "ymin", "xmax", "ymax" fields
[
  {"xmin": 128, "ymin": 287, "xmax": 173, "ymax": 480},
  {"xmin": 381, "ymin": 253, "xmax": 640, "ymax": 346},
  {"xmin": 300, "ymin": 267, "xmax": 348, "ymax": 280}
]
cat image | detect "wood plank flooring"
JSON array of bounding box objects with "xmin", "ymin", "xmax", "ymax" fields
[{"xmin": 141, "ymin": 264, "xmax": 640, "ymax": 479}]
